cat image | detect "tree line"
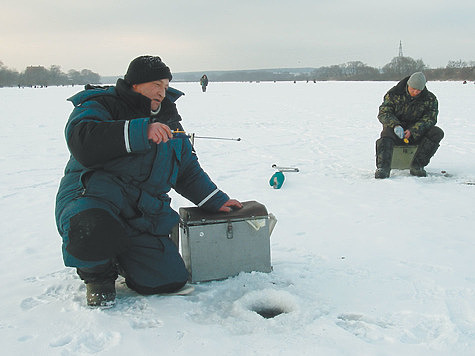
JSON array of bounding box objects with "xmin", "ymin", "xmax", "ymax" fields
[
  {"xmin": 299, "ymin": 57, "xmax": 475, "ymax": 82},
  {"xmin": 0, "ymin": 62, "xmax": 100, "ymax": 87},
  {"xmin": 1, "ymin": 56, "xmax": 475, "ymax": 87},
  {"xmin": 174, "ymin": 57, "xmax": 475, "ymax": 83}
]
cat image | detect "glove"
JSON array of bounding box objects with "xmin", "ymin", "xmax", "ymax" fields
[{"xmin": 393, "ymin": 125, "xmax": 404, "ymax": 139}]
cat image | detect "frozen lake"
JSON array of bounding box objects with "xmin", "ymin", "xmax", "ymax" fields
[{"xmin": 1, "ymin": 80, "xmax": 474, "ymax": 355}]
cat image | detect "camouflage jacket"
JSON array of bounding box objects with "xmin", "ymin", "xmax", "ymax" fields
[{"xmin": 377, "ymin": 76, "xmax": 438, "ymax": 141}]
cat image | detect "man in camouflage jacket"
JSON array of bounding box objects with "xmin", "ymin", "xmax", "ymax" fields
[{"xmin": 375, "ymin": 72, "xmax": 444, "ymax": 178}]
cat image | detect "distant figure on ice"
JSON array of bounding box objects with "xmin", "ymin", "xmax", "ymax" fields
[
  {"xmin": 55, "ymin": 55, "xmax": 242, "ymax": 307},
  {"xmin": 200, "ymin": 74, "xmax": 208, "ymax": 92},
  {"xmin": 375, "ymin": 72, "xmax": 444, "ymax": 178}
]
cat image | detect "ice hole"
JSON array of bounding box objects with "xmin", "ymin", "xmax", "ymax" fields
[
  {"xmin": 251, "ymin": 306, "xmax": 286, "ymax": 319},
  {"xmin": 237, "ymin": 289, "xmax": 297, "ymax": 319}
]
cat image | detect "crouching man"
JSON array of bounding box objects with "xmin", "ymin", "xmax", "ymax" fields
[
  {"xmin": 375, "ymin": 72, "xmax": 444, "ymax": 178},
  {"xmin": 55, "ymin": 55, "xmax": 241, "ymax": 307}
]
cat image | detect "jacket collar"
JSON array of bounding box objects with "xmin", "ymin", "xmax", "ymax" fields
[{"xmin": 115, "ymin": 78, "xmax": 151, "ymax": 116}]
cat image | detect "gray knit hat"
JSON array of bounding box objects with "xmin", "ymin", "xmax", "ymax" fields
[{"xmin": 407, "ymin": 72, "xmax": 426, "ymax": 90}]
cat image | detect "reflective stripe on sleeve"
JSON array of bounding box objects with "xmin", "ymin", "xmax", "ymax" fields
[
  {"xmin": 197, "ymin": 188, "xmax": 219, "ymax": 207},
  {"xmin": 124, "ymin": 120, "xmax": 131, "ymax": 153}
]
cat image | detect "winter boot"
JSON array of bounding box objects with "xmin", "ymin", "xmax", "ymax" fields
[
  {"xmin": 375, "ymin": 138, "xmax": 394, "ymax": 179},
  {"xmin": 410, "ymin": 137, "xmax": 440, "ymax": 177},
  {"xmin": 375, "ymin": 168, "xmax": 390, "ymax": 179},
  {"xmin": 86, "ymin": 280, "xmax": 116, "ymax": 307},
  {"xmin": 77, "ymin": 262, "xmax": 118, "ymax": 307},
  {"xmin": 409, "ymin": 166, "xmax": 427, "ymax": 177}
]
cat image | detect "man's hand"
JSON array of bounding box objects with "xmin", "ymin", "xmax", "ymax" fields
[
  {"xmin": 147, "ymin": 122, "xmax": 172, "ymax": 144},
  {"xmin": 218, "ymin": 199, "xmax": 243, "ymax": 212}
]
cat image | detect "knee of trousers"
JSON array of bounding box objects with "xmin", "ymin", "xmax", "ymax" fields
[
  {"xmin": 426, "ymin": 126, "xmax": 444, "ymax": 143},
  {"xmin": 120, "ymin": 236, "xmax": 189, "ymax": 295},
  {"xmin": 64, "ymin": 207, "xmax": 130, "ymax": 265},
  {"xmin": 376, "ymin": 137, "xmax": 395, "ymax": 153},
  {"xmin": 379, "ymin": 126, "xmax": 399, "ymax": 141}
]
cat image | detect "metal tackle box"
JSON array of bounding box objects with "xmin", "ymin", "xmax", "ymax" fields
[
  {"xmin": 391, "ymin": 145, "xmax": 418, "ymax": 169},
  {"xmin": 178, "ymin": 201, "xmax": 276, "ymax": 283}
]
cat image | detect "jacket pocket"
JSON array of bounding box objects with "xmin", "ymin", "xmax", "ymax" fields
[
  {"xmin": 81, "ymin": 172, "xmax": 124, "ymax": 215},
  {"xmin": 129, "ymin": 190, "xmax": 179, "ymax": 235},
  {"xmin": 137, "ymin": 190, "xmax": 168, "ymax": 215}
]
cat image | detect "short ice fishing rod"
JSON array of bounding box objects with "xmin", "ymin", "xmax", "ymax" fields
[
  {"xmin": 269, "ymin": 164, "xmax": 300, "ymax": 189},
  {"xmin": 172, "ymin": 130, "xmax": 241, "ymax": 143},
  {"xmin": 271, "ymin": 164, "xmax": 299, "ymax": 173}
]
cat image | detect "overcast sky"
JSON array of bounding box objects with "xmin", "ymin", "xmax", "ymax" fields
[{"xmin": 2, "ymin": 0, "xmax": 474, "ymax": 76}]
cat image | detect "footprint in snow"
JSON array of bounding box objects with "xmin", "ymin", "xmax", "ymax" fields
[{"xmin": 336, "ymin": 313, "xmax": 393, "ymax": 343}]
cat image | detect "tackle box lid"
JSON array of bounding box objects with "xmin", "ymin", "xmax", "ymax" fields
[{"xmin": 179, "ymin": 200, "xmax": 268, "ymax": 225}]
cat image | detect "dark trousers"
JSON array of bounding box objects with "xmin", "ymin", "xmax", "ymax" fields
[
  {"xmin": 71, "ymin": 208, "xmax": 188, "ymax": 294},
  {"xmin": 379, "ymin": 125, "xmax": 444, "ymax": 145},
  {"xmin": 376, "ymin": 126, "xmax": 444, "ymax": 169}
]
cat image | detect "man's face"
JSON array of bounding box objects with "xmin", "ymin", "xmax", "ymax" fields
[
  {"xmin": 132, "ymin": 79, "xmax": 170, "ymax": 111},
  {"xmin": 408, "ymin": 86, "xmax": 422, "ymax": 97}
]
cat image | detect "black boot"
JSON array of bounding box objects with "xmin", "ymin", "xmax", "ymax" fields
[
  {"xmin": 86, "ymin": 280, "xmax": 116, "ymax": 307},
  {"xmin": 77, "ymin": 262, "xmax": 118, "ymax": 307},
  {"xmin": 375, "ymin": 138, "xmax": 394, "ymax": 179},
  {"xmin": 409, "ymin": 166, "xmax": 427, "ymax": 177},
  {"xmin": 411, "ymin": 137, "xmax": 440, "ymax": 177}
]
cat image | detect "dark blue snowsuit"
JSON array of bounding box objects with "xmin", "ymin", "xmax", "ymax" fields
[{"xmin": 55, "ymin": 79, "xmax": 229, "ymax": 294}]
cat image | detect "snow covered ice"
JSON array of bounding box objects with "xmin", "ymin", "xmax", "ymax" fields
[{"xmin": 1, "ymin": 80, "xmax": 474, "ymax": 355}]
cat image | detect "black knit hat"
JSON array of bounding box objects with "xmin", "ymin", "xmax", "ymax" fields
[{"xmin": 124, "ymin": 55, "xmax": 172, "ymax": 84}]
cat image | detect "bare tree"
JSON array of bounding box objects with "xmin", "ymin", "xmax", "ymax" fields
[
  {"xmin": 22, "ymin": 66, "xmax": 49, "ymax": 87},
  {"xmin": 0, "ymin": 61, "xmax": 20, "ymax": 86},
  {"xmin": 381, "ymin": 57, "xmax": 426, "ymax": 79}
]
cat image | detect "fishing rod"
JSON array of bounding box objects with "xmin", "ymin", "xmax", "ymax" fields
[
  {"xmin": 193, "ymin": 135, "xmax": 241, "ymax": 141},
  {"xmin": 271, "ymin": 164, "xmax": 299, "ymax": 172},
  {"xmin": 269, "ymin": 164, "xmax": 300, "ymax": 189},
  {"xmin": 172, "ymin": 130, "xmax": 241, "ymax": 144}
]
